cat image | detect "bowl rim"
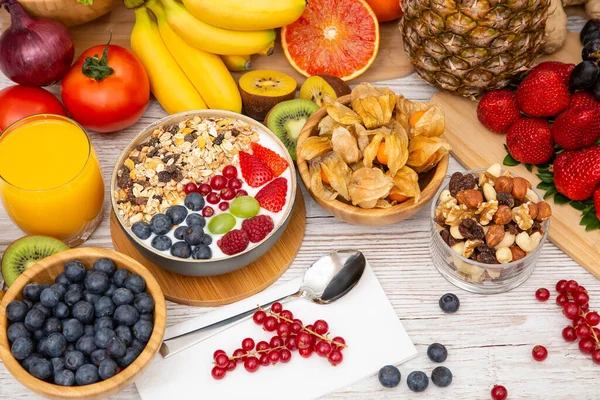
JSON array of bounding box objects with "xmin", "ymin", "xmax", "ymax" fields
[
  {"xmin": 429, "ymin": 167, "xmax": 550, "ymax": 269},
  {"xmin": 110, "ymin": 110, "xmax": 297, "ymax": 264},
  {"xmin": 296, "ymin": 94, "xmax": 449, "ymax": 215},
  {"xmin": 0, "ymin": 247, "xmax": 166, "ymax": 399}
]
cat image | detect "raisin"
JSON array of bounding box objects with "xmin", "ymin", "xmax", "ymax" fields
[
  {"xmin": 154, "ymin": 196, "xmax": 163, "ymax": 203},
  {"xmin": 497, "ymin": 192, "xmax": 515, "ymax": 208},
  {"xmin": 148, "ymin": 137, "xmax": 159, "ymax": 148},
  {"xmin": 440, "ymin": 229, "xmax": 451, "ymax": 245},
  {"xmin": 448, "ymin": 172, "xmax": 464, "ymax": 196},
  {"xmin": 477, "ymin": 243, "xmax": 495, "ymax": 254},
  {"xmin": 168, "ymin": 125, "xmax": 179, "ymax": 135},
  {"xmin": 147, "ymin": 148, "xmax": 158, "ymax": 158},
  {"xmin": 506, "ymin": 222, "xmax": 519, "ymax": 236},
  {"xmin": 192, "ymin": 132, "xmax": 199, "ymax": 139},
  {"xmin": 133, "ymin": 197, "xmax": 148, "ymax": 206},
  {"xmin": 117, "ymin": 166, "xmax": 131, "ymax": 189},
  {"xmin": 171, "ymin": 169, "xmax": 184, "ymax": 182},
  {"xmin": 184, "ymin": 134, "xmax": 194, "ymax": 143},
  {"xmin": 231, "ymin": 128, "xmax": 240, "ymax": 137},
  {"xmin": 165, "ymin": 164, "xmax": 177, "ymax": 173},
  {"xmin": 513, "ymin": 198, "xmax": 523, "ymax": 207},
  {"xmin": 157, "ymin": 171, "xmax": 171, "ymax": 183},
  {"xmin": 458, "ymin": 219, "xmax": 484, "ymax": 240},
  {"xmin": 459, "ymin": 174, "xmax": 477, "ymax": 192},
  {"xmin": 213, "ymin": 134, "xmax": 225, "ymax": 146},
  {"xmin": 135, "ymin": 144, "xmax": 144, "ymax": 151},
  {"xmin": 477, "ymin": 252, "xmax": 497, "ymax": 264}
]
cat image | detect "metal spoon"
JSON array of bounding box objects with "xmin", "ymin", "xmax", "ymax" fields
[{"xmin": 160, "ymin": 249, "xmax": 366, "ymax": 358}]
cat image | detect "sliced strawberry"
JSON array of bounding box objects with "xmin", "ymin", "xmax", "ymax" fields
[
  {"xmin": 255, "ymin": 177, "xmax": 288, "ymax": 213},
  {"xmin": 595, "ymin": 187, "xmax": 600, "ymax": 222},
  {"xmin": 250, "ymin": 142, "xmax": 289, "ymax": 177},
  {"xmin": 531, "ymin": 61, "xmax": 576, "ymax": 86},
  {"xmin": 506, "ymin": 118, "xmax": 554, "ymax": 164},
  {"xmin": 552, "ymin": 108, "xmax": 600, "ymax": 150},
  {"xmin": 554, "ymin": 145, "xmax": 600, "ymax": 200},
  {"xmin": 239, "ymin": 151, "xmax": 273, "ymax": 188},
  {"xmin": 477, "ymin": 90, "xmax": 521, "ymax": 134},
  {"xmin": 516, "ymin": 69, "xmax": 570, "ymax": 118},
  {"xmin": 569, "ymin": 91, "xmax": 600, "ymax": 111}
]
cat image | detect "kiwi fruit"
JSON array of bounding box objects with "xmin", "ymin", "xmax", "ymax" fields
[
  {"xmin": 1, "ymin": 236, "xmax": 68, "ymax": 286},
  {"xmin": 265, "ymin": 99, "xmax": 319, "ymax": 161},
  {"xmin": 300, "ymin": 75, "xmax": 352, "ymax": 107},
  {"xmin": 239, "ymin": 70, "xmax": 297, "ymax": 121}
]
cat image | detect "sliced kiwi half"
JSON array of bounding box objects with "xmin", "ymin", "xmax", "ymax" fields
[
  {"xmin": 1, "ymin": 236, "xmax": 68, "ymax": 286},
  {"xmin": 265, "ymin": 99, "xmax": 319, "ymax": 161},
  {"xmin": 300, "ymin": 75, "xmax": 352, "ymax": 107},
  {"xmin": 239, "ymin": 70, "xmax": 297, "ymax": 121}
]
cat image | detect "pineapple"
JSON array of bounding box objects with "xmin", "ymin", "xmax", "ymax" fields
[{"xmin": 401, "ymin": 0, "xmax": 550, "ymax": 98}]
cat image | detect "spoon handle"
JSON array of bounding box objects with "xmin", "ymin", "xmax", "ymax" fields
[{"xmin": 160, "ymin": 292, "xmax": 296, "ymax": 358}]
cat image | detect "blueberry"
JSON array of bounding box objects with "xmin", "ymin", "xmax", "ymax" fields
[
  {"xmin": 166, "ymin": 205, "xmax": 188, "ymax": 225},
  {"xmin": 112, "ymin": 269, "xmax": 130, "ymax": 288},
  {"xmin": 23, "ymin": 283, "xmax": 43, "ymax": 302},
  {"xmin": 39, "ymin": 289, "xmax": 60, "ymax": 309},
  {"xmin": 150, "ymin": 213, "xmax": 173, "ymax": 235},
  {"xmin": 151, "ymin": 235, "xmax": 172, "ymax": 251},
  {"xmin": 130, "ymin": 339, "xmax": 145, "ymax": 352},
  {"xmin": 67, "ymin": 283, "xmax": 83, "ymax": 292},
  {"xmin": 427, "ymin": 343, "xmax": 448, "ymax": 363},
  {"xmin": 64, "ymin": 260, "xmax": 87, "ymax": 282},
  {"xmin": 22, "ymin": 299, "xmax": 33, "ymax": 309},
  {"xmin": 54, "ymin": 369, "xmax": 75, "ymax": 386},
  {"xmin": 94, "ymin": 328, "xmax": 116, "ymax": 349},
  {"xmin": 117, "ymin": 347, "xmax": 140, "ymax": 368},
  {"xmin": 41, "ymin": 284, "xmax": 51, "ymax": 291},
  {"xmin": 75, "ymin": 364, "xmax": 99, "ymax": 386},
  {"xmin": 76, "ymin": 335, "xmax": 97, "ymax": 356},
  {"xmin": 64, "ymin": 290, "xmax": 82, "ymax": 306},
  {"xmin": 6, "ymin": 300, "xmax": 29, "ymax": 322},
  {"xmin": 201, "ymin": 235, "xmax": 212, "ymax": 246},
  {"xmin": 132, "ymin": 221, "xmax": 152, "ymax": 240},
  {"xmin": 133, "ymin": 319, "xmax": 153, "ymax": 342},
  {"xmin": 93, "ymin": 258, "xmax": 117, "ymax": 277},
  {"xmin": 85, "ymin": 271, "xmax": 110, "ymax": 294},
  {"xmin": 186, "ymin": 213, "xmax": 205, "ymax": 228},
  {"xmin": 90, "ymin": 349, "xmax": 109, "ymax": 366},
  {"xmin": 98, "ymin": 359, "xmax": 119, "ymax": 380},
  {"xmin": 378, "ymin": 365, "xmax": 401, "ymax": 388},
  {"xmin": 22, "ymin": 353, "xmax": 44, "ymax": 371},
  {"xmin": 171, "ymin": 241, "xmax": 192, "ymax": 258},
  {"xmin": 11, "ymin": 337, "xmax": 33, "ymax": 360},
  {"xmin": 33, "ymin": 329, "xmax": 45, "ymax": 341},
  {"xmin": 32, "ymin": 303, "xmax": 51, "ymax": 317},
  {"xmin": 55, "ymin": 273, "xmax": 71, "ymax": 287},
  {"xmin": 192, "ymin": 245, "xmax": 212, "ymax": 260},
  {"xmin": 431, "ymin": 366, "xmax": 453, "ymax": 388},
  {"xmin": 140, "ymin": 313, "xmax": 153, "ymax": 321},
  {"xmin": 134, "ymin": 293, "xmax": 155, "ymax": 314},
  {"xmin": 50, "ymin": 283, "xmax": 67, "ymax": 299},
  {"xmin": 124, "ymin": 274, "xmax": 146, "ymax": 294},
  {"xmin": 72, "ymin": 301, "xmax": 95, "ymax": 324},
  {"xmin": 94, "ymin": 296, "xmax": 115, "ymax": 318},
  {"xmin": 7, "ymin": 322, "xmax": 30, "ymax": 342},
  {"xmin": 105, "ymin": 284, "xmax": 118, "ymax": 297},
  {"xmin": 84, "ymin": 325, "xmax": 95, "ymax": 337},
  {"xmin": 114, "ymin": 305, "xmax": 140, "ymax": 326},
  {"xmin": 43, "ymin": 317, "xmax": 62, "ymax": 335},
  {"xmin": 112, "ymin": 288, "xmax": 135, "ymax": 306},
  {"xmin": 183, "ymin": 225, "xmax": 204, "ymax": 246},
  {"xmin": 407, "ymin": 371, "xmax": 429, "ymax": 393},
  {"xmin": 51, "ymin": 357, "xmax": 66, "ymax": 373},
  {"xmin": 106, "ymin": 337, "xmax": 126, "ymax": 359},
  {"xmin": 45, "ymin": 332, "xmax": 67, "ymax": 357},
  {"xmin": 174, "ymin": 226, "xmax": 187, "ymax": 240},
  {"xmin": 65, "ymin": 350, "xmax": 86, "ymax": 371},
  {"xmin": 439, "ymin": 293, "xmax": 460, "ymax": 313},
  {"xmin": 37, "ymin": 337, "xmax": 48, "ymax": 354},
  {"xmin": 24, "ymin": 309, "xmax": 46, "ymax": 331},
  {"xmin": 30, "ymin": 359, "xmax": 53, "ymax": 380},
  {"xmin": 66, "ymin": 343, "xmax": 76, "ymax": 352},
  {"xmin": 115, "ymin": 326, "xmax": 133, "ymax": 347},
  {"xmin": 184, "ymin": 192, "xmax": 205, "ymax": 211},
  {"xmin": 94, "ymin": 316, "xmax": 114, "ymax": 331},
  {"xmin": 83, "ymin": 291, "xmax": 101, "ymax": 304}
]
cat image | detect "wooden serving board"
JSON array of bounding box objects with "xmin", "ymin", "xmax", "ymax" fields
[
  {"xmin": 430, "ymin": 31, "xmax": 600, "ymax": 279},
  {"xmin": 0, "ymin": 3, "xmax": 413, "ymax": 83},
  {"xmin": 110, "ymin": 191, "xmax": 306, "ymax": 307}
]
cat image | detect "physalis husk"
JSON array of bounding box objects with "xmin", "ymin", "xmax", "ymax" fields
[
  {"xmin": 350, "ymin": 83, "xmax": 397, "ymax": 129},
  {"xmin": 407, "ymin": 136, "xmax": 450, "ymax": 173},
  {"xmin": 331, "ymin": 126, "xmax": 361, "ymax": 164},
  {"xmin": 410, "ymin": 105, "xmax": 445, "ymax": 138},
  {"xmin": 347, "ymin": 167, "xmax": 393, "ymax": 209},
  {"xmin": 395, "ymin": 96, "xmax": 429, "ymax": 131},
  {"xmin": 362, "ymin": 129, "xmax": 408, "ymax": 177},
  {"xmin": 309, "ymin": 152, "xmax": 351, "ymax": 201},
  {"xmin": 298, "ymin": 136, "xmax": 332, "ymax": 161},
  {"xmin": 388, "ymin": 166, "xmax": 421, "ymax": 203},
  {"xmin": 326, "ymin": 100, "xmax": 363, "ymax": 126}
]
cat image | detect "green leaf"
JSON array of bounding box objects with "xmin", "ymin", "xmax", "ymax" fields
[
  {"xmin": 503, "ymin": 154, "xmax": 520, "ymax": 167},
  {"xmin": 77, "ymin": 0, "xmax": 93, "ymax": 4},
  {"xmin": 536, "ymin": 173, "xmax": 555, "ymax": 184},
  {"xmin": 537, "ymin": 182, "xmax": 553, "ymax": 191},
  {"xmin": 543, "ymin": 186, "xmax": 558, "ymax": 199},
  {"xmin": 525, "ymin": 164, "xmax": 533, "ymax": 172},
  {"xmin": 570, "ymin": 201, "xmax": 590, "ymax": 211},
  {"xmin": 580, "ymin": 210, "xmax": 599, "ymax": 226},
  {"xmin": 554, "ymin": 194, "xmax": 571, "ymax": 205}
]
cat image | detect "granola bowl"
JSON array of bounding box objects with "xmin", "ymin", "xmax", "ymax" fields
[
  {"xmin": 110, "ymin": 110, "xmax": 297, "ymax": 277},
  {"xmin": 430, "ymin": 166, "xmax": 551, "ymax": 294}
]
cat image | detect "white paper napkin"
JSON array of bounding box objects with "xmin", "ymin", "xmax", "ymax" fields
[{"xmin": 135, "ymin": 264, "xmax": 416, "ymax": 400}]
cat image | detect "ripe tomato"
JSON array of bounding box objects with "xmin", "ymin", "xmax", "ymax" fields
[
  {"xmin": 61, "ymin": 44, "xmax": 149, "ymax": 133},
  {"xmin": 0, "ymin": 86, "xmax": 67, "ymax": 132}
]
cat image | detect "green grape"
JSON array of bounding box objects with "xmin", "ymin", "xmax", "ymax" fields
[
  {"xmin": 207, "ymin": 213, "xmax": 236, "ymax": 234},
  {"xmin": 230, "ymin": 196, "xmax": 260, "ymax": 218}
]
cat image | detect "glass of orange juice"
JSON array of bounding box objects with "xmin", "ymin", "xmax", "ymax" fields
[{"xmin": 0, "ymin": 114, "xmax": 104, "ymax": 246}]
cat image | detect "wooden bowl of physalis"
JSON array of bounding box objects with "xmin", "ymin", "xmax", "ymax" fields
[{"xmin": 296, "ymin": 83, "xmax": 450, "ymax": 226}]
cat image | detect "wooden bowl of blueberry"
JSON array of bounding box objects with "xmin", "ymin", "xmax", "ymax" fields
[{"xmin": 0, "ymin": 248, "xmax": 166, "ymax": 399}]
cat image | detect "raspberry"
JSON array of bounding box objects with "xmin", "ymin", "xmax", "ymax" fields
[
  {"xmin": 242, "ymin": 215, "xmax": 274, "ymax": 243},
  {"xmin": 217, "ymin": 229, "xmax": 249, "ymax": 256}
]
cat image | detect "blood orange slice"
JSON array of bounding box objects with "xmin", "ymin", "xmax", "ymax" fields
[{"xmin": 281, "ymin": 0, "xmax": 380, "ymax": 81}]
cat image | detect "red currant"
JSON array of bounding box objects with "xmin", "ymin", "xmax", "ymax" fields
[
  {"xmin": 221, "ymin": 188, "xmax": 236, "ymax": 201},
  {"xmin": 236, "ymin": 189, "xmax": 249, "ymax": 197},
  {"xmin": 271, "ymin": 302, "xmax": 283, "ymax": 313},
  {"xmin": 268, "ymin": 350, "xmax": 281, "ymax": 364},
  {"xmin": 592, "ymin": 349, "xmax": 600, "ymax": 365},
  {"xmin": 280, "ymin": 349, "xmax": 292, "ymax": 363},
  {"xmin": 299, "ymin": 347, "xmax": 313, "ymax": 358},
  {"xmin": 277, "ymin": 322, "xmax": 291, "ymax": 339},
  {"xmin": 332, "ymin": 336, "xmax": 346, "ymax": 349},
  {"xmin": 222, "ymin": 165, "xmax": 238, "ymax": 179},
  {"xmin": 253, "ymin": 310, "xmax": 266, "ymax": 325},
  {"xmin": 211, "ymin": 175, "xmax": 227, "ymax": 190},
  {"xmin": 594, "ymin": 327, "xmax": 600, "ymax": 337},
  {"xmin": 573, "ymin": 316, "xmax": 585, "ymax": 327},
  {"xmin": 532, "ymin": 345, "xmax": 548, "ymax": 361},
  {"xmin": 232, "ymin": 348, "xmax": 246, "ymax": 363},
  {"xmin": 206, "ymin": 192, "xmax": 220, "ymax": 204},
  {"xmin": 259, "ymin": 353, "xmax": 270, "ymax": 366},
  {"xmin": 244, "ymin": 356, "xmax": 259, "ymax": 372},
  {"xmin": 227, "ymin": 178, "xmax": 242, "ymax": 190},
  {"xmin": 226, "ymin": 360, "xmax": 236, "ymax": 371},
  {"xmin": 576, "ymin": 324, "xmax": 592, "ymax": 339},
  {"xmin": 535, "ymin": 288, "xmax": 550, "ymax": 301},
  {"xmin": 211, "ymin": 366, "xmax": 226, "ymax": 380},
  {"xmin": 313, "ymin": 320, "xmax": 329, "ymax": 335},
  {"xmin": 218, "ymin": 202, "xmax": 229, "ymax": 211},
  {"xmin": 280, "ymin": 310, "xmax": 293, "ymax": 320},
  {"xmin": 556, "ymin": 294, "xmax": 569, "ymax": 306},
  {"xmin": 269, "ymin": 336, "xmax": 284, "ymax": 348},
  {"xmin": 587, "ymin": 312, "xmax": 600, "ymax": 326},
  {"xmin": 556, "ymin": 280, "xmax": 568, "ymax": 293},
  {"xmin": 574, "ymin": 292, "xmax": 590, "ymax": 306},
  {"xmin": 256, "ymin": 341, "xmax": 269, "ymax": 352},
  {"xmin": 562, "ymin": 326, "xmax": 577, "ymax": 342},
  {"xmin": 184, "ymin": 182, "xmax": 198, "ymax": 195},
  {"xmin": 199, "ymin": 184, "xmax": 212, "ymax": 196},
  {"xmin": 581, "ymin": 303, "xmax": 590, "ymax": 312},
  {"xmin": 305, "ymin": 324, "xmax": 314, "ymax": 333},
  {"xmin": 563, "ymin": 302, "xmax": 579, "ymax": 320},
  {"xmin": 242, "ymin": 338, "xmax": 255, "ymax": 351},
  {"xmin": 285, "ymin": 335, "xmax": 298, "ymax": 351},
  {"xmin": 215, "ymin": 353, "xmax": 230, "ymax": 368},
  {"xmin": 328, "ymin": 350, "xmax": 343, "ymax": 366},
  {"xmin": 263, "ymin": 316, "xmax": 278, "ymax": 332},
  {"xmin": 579, "ymin": 338, "xmax": 595, "ymax": 354},
  {"xmin": 290, "ymin": 321, "xmax": 302, "ymax": 335},
  {"xmin": 566, "ymin": 280, "xmax": 579, "ymax": 294},
  {"xmin": 576, "ymin": 286, "xmax": 588, "ymax": 294},
  {"xmin": 297, "ymin": 332, "xmax": 312, "ymax": 349},
  {"xmin": 202, "ymin": 206, "xmax": 215, "ymax": 218},
  {"xmin": 491, "ymin": 385, "xmax": 508, "ymax": 400},
  {"xmin": 316, "ymin": 340, "xmax": 333, "ymax": 357},
  {"xmin": 213, "ymin": 349, "xmax": 226, "ymax": 360}
]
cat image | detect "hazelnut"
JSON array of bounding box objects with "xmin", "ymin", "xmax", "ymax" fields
[
  {"xmin": 456, "ymin": 189, "xmax": 483, "ymax": 209},
  {"xmin": 528, "ymin": 202, "xmax": 539, "ymax": 220},
  {"xmin": 486, "ymin": 224, "xmax": 505, "ymax": 247},
  {"xmin": 494, "ymin": 176, "xmax": 514, "ymax": 194},
  {"xmin": 510, "ymin": 246, "xmax": 526, "ymax": 261},
  {"xmin": 492, "ymin": 205, "xmax": 512, "ymax": 225},
  {"xmin": 511, "ymin": 177, "xmax": 529, "ymax": 200},
  {"xmin": 536, "ymin": 201, "xmax": 552, "ymax": 221},
  {"xmin": 496, "ymin": 247, "xmax": 513, "ymax": 264}
]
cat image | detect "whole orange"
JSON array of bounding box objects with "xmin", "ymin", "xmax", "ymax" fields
[{"xmin": 365, "ymin": 0, "xmax": 403, "ymax": 22}]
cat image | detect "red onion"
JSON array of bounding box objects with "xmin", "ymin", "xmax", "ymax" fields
[{"xmin": 0, "ymin": 0, "xmax": 75, "ymax": 86}]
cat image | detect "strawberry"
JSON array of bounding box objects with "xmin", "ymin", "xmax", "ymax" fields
[
  {"xmin": 569, "ymin": 91, "xmax": 600, "ymax": 111},
  {"xmin": 241, "ymin": 215, "xmax": 275, "ymax": 243},
  {"xmin": 595, "ymin": 187, "xmax": 600, "ymax": 222},
  {"xmin": 477, "ymin": 90, "xmax": 521, "ymax": 134},
  {"xmin": 516, "ymin": 69, "xmax": 570, "ymax": 117},
  {"xmin": 554, "ymin": 145, "xmax": 600, "ymax": 200},
  {"xmin": 217, "ymin": 229, "xmax": 249, "ymax": 255},
  {"xmin": 255, "ymin": 177, "xmax": 288, "ymax": 213},
  {"xmin": 506, "ymin": 118, "xmax": 554, "ymax": 164},
  {"xmin": 531, "ymin": 61, "xmax": 576, "ymax": 86},
  {"xmin": 239, "ymin": 151, "xmax": 273, "ymax": 188},
  {"xmin": 552, "ymin": 108, "xmax": 600, "ymax": 150},
  {"xmin": 250, "ymin": 142, "xmax": 289, "ymax": 177}
]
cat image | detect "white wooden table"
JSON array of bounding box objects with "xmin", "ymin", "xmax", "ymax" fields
[{"xmin": 1, "ymin": 16, "xmax": 598, "ymax": 400}]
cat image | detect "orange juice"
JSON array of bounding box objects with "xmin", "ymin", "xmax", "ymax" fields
[{"xmin": 0, "ymin": 115, "xmax": 104, "ymax": 246}]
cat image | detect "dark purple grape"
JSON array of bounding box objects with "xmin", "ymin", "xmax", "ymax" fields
[
  {"xmin": 584, "ymin": 31, "xmax": 600, "ymax": 46},
  {"xmin": 592, "ymin": 77, "xmax": 600, "ymax": 101},
  {"xmin": 569, "ymin": 61, "xmax": 600, "ymax": 92},
  {"xmin": 581, "ymin": 19, "xmax": 600, "ymax": 44},
  {"xmin": 582, "ymin": 39, "xmax": 600, "ymax": 62}
]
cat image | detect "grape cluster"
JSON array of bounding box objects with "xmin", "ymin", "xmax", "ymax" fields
[
  {"xmin": 571, "ymin": 19, "xmax": 600, "ymax": 97},
  {"xmin": 210, "ymin": 303, "xmax": 347, "ymax": 379}
]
